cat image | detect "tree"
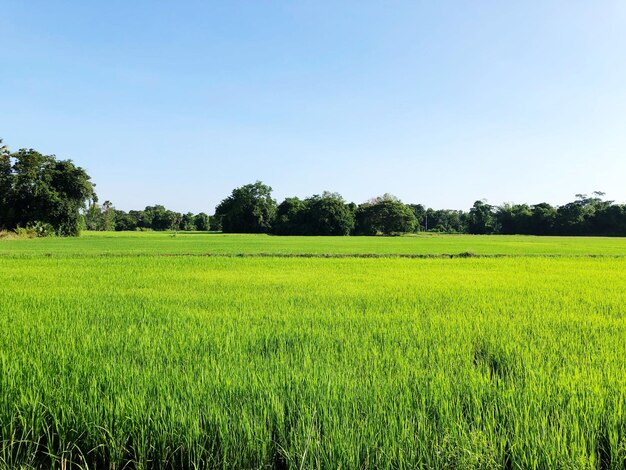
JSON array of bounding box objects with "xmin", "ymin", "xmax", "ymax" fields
[
  {"xmin": 214, "ymin": 181, "xmax": 276, "ymax": 233},
  {"xmin": 194, "ymin": 212, "xmax": 210, "ymax": 231},
  {"xmin": 101, "ymin": 201, "xmax": 116, "ymax": 231},
  {"xmin": 272, "ymin": 197, "xmax": 307, "ymax": 235},
  {"xmin": 84, "ymin": 199, "xmax": 115, "ymax": 231},
  {"xmin": 496, "ymin": 203, "xmax": 533, "ymax": 235},
  {"xmin": 410, "ymin": 204, "xmax": 427, "ymax": 231},
  {"xmin": 0, "ymin": 140, "xmax": 11, "ymax": 227},
  {"xmin": 114, "ymin": 210, "xmax": 138, "ymax": 231},
  {"xmin": 355, "ymin": 194, "xmax": 417, "ymax": 235},
  {"xmin": 466, "ymin": 200, "xmax": 496, "ymax": 234},
  {"xmin": 0, "ymin": 145, "xmax": 95, "ymax": 236},
  {"xmin": 180, "ymin": 212, "xmax": 196, "ymax": 231},
  {"xmin": 301, "ymin": 192, "xmax": 354, "ymax": 236},
  {"xmin": 209, "ymin": 214, "xmax": 222, "ymax": 232}
]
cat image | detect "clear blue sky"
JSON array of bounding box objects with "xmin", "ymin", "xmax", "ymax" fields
[{"xmin": 2, "ymin": 1, "xmax": 625, "ymax": 213}]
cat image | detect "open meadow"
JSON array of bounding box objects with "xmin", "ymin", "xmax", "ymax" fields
[{"xmin": 1, "ymin": 233, "xmax": 625, "ymax": 469}]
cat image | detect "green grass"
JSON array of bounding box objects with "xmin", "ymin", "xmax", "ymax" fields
[
  {"xmin": 1, "ymin": 231, "xmax": 626, "ymax": 256},
  {"xmin": 0, "ymin": 234, "xmax": 625, "ymax": 468}
]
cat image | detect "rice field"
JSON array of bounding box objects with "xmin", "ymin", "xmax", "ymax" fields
[
  {"xmin": 2, "ymin": 231, "xmax": 626, "ymax": 257},
  {"xmin": 0, "ymin": 233, "xmax": 625, "ymax": 469}
]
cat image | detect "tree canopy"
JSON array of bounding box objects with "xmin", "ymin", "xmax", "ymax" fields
[
  {"xmin": 0, "ymin": 142, "xmax": 95, "ymax": 236},
  {"xmin": 3, "ymin": 139, "xmax": 625, "ymax": 238},
  {"xmin": 355, "ymin": 194, "xmax": 417, "ymax": 235},
  {"xmin": 214, "ymin": 181, "xmax": 277, "ymax": 233}
]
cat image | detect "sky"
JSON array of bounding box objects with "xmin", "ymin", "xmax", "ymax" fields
[{"xmin": 2, "ymin": 1, "xmax": 626, "ymax": 213}]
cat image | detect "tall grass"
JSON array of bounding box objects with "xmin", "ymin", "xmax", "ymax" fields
[{"xmin": 0, "ymin": 253, "xmax": 625, "ymax": 468}]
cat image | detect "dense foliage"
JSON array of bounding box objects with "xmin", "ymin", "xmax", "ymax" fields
[
  {"xmin": 90, "ymin": 186, "xmax": 626, "ymax": 237},
  {"xmin": 211, "ymin": 183, "xmax": 626, "ymax": 236},
  {"xmin": 85, "ymin": 203, "xmax": 216, "ymax": 233},
  {"xmin": 0, "ymin": 141, "xmax": 95, "ymax": 236},
  {"xmin": 214, "ymin": 181, "xmax": 277, "ymax": 233},
  {"xmin": 3, "ymin": 139, "xmax": 625, "ymax": 237},
  {"xmin": 355, "ymin": 194, "xmax": 418, "ymax": 235}
]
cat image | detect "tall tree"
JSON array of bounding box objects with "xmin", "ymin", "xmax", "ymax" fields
[
  {"xmin": 355, "ymin": 194, "xmax": 417, "ymax": 235},
  {"xmin": 180, "ymin": 212, "xmax": 196, "ymax": 231},
  {"xmin": 0, "ymin": 145, "xmax": 95, "ymax": 236},
  {"xmin": 467, "ymin": 200, "xmax": 496, "ymax": 234},
  {"xmin": 0, "ymin": 140, "xmax": 12, "ymax": 227},
  {"xmin": 272, "ymin": 197, "xmax": 307, "ymax": 235},
  {"xmin": 302, "ymin": 192, "xmax": 354, "ymax": 236},
  {"xmin": 214, "ymin": 181, "xmax": 277, "ymax": 233},
  {"xmin": 194, "ymin": 212, "xmax": 210, "ymax": 231}
]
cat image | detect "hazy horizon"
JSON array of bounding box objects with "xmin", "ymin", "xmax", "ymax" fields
[{"xmin": 2, "ymin": 1, "xmax": 625, "ymax": 213}]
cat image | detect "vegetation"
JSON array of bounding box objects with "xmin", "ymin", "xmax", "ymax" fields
[
  {"xmin": 355, "ymin": 194, "xmax": 418, "ymax": 235},
  {"xmin": 0, "ymin": 234, "xmax": 625, "ymax": 468},
  {"xmin": 214, "ymin": 181, "xmax": 277, "ymax": 233},
  {"xmin": 210, "ymin": 183, "xmax": 626, "ymax": 237},
  {"xmin": 3, "ymin": 140, "xmax": 625, "ymax": 238},
  {"xmin": 0, "ymin": 140, "xmax": 94, "ymax": 236},
  {"xmin": 3, "ymin": 232, "xmax": 626, "ymax": 257}
]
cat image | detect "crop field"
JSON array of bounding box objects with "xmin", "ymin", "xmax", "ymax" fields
[
  {"xmin": 1, "ymin": 233, "xmax": 625, "ymax": 469},
  {"xmin": 2, "ymin": 231, "xmax": 626, "ymax": 257}
]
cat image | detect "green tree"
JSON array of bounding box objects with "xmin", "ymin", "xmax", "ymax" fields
[
  {"xmin": 209, "ymin": 214, "xmax": 222, "ymax": 232},
  {"xmin": 214, "ymin": 181, "xmax": 276, "ymax": 233},
  {"xmin": 84, "ymin": 199, "xmax": 102, "ymax": 231},
  {"xmin": 302, "ymin": 192, "xmax": 354, "ymax": 236},
  {"xmin": 180, "ymin": 212, "xmax": 196, "ymax": 231},
  {"xmin": 143, "ymin": 205, "xmax": 181, "ymax": 231},
  {"xmin": 467, "ymin": 200, "xmax": 496, "ymax": 234},
  {"xmin": 101, "ymin": 201, "xmax": 116, "ymax": 231},
  {"xmin": 355, "ymin": 194, "xmax": 417, "ymax": 235},
  {"xmin": 0, "ymin": 145, "xmax": 95, "ymax": 236},
  {"xmin": 496, "ymin": 203, "xmax": 533, "ymax": 235},
  {"xmin": 194, "ymin": 212, "xmax": 210, "ymax": 231},
  {"xmin": 272, "ymin": 197, "xmax": 306, "ymax": 235},
  {"xmin": 1, "ymin": 140, "xmax": 14, "ymax": 227},
  {"xmin": 114, "ymin": 210, "xmax": 138, "ymax": 231},
  {"xmin": 529, "ymin": 203, "xmax": 557, "ymax": 235}
]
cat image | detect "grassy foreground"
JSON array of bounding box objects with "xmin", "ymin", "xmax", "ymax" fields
[{"xmin": 0, "ymin": 234, "xmax": 625, "ymax": 469}]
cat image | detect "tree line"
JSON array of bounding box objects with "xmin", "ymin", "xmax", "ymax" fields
[
  {"xmin": 2, "ymin": 141, "xmax": 626, "ymax": 237},
  {"xmin": 211, "ymin": 182, "xmax": 626, "ymax": 236},
  {"xmin": 85, "ymin": 202, "xmax": 212, "ymax": 232}
]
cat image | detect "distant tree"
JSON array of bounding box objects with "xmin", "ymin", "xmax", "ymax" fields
[
  {"xmin": 114, "ymin": 210, "xmax": 138, "ymax": 231},
  {"xmin": 0, "ymin": 144, "xmax": 95, "ymax": 236},
  {"xmin": 194, "ymin": 212, "xmax": 210, "ymax": 231},
  {"xmin": 84, "ymin": 199, "xmax": 102, "ymax": 231},
  {"xmin": 592, "ymin": 204, "xmax": 626, "ymax": 236},
  {"xmin": 129, "ymin": 210, "xmax": 149, "ymax": 229},
  {"xmin": 467, "ymin": 200, "xmax": 496, "ymax": 234},
  {"xmin": 273, "ymin": 197, "xmax": 307, "ymax": 235},
  {"xmin": 355, "ymin": 194, "xmax": 417, "ymax": 235},
  {"xmin": 180, "ymin": 212, "xmax": 196, "ymax": 231},
  {"xmin": 142, "ymin": 205, "xmax": 181, "ymax": 231},
  {"xmin": 84, "ymin": 199, "xmax": 116, "ymax": 231},
  {"xmin": 214, "ymin": 181, "xmax": 276, "ymax": 233},
  {"xmin": 529, "ymin": 203, "xmax": 557, "ymax": 235},
  {"xmin": 432, "ymin": 209, "xmax": 466, "ymax": 233},
  {"xmin": 302, "ymin": 192, "xmax": 354, "ymax": 236},
  {"xmin": 209, "ymin": 214, "xmax": 222, "ymax": 232},
  {"xmin": 410, "ymin": 204, "xmax": 427, "ymax": 231},
  {"xmin": 0, "ymin": 141, "xmax": 12, "ymax": 227},
  {"xmin": 496, "ymin": 203, "xmax": 533, "ymax": 235},
  {"xmin": 555, "ymin": 195, "xmax": 597, "ymax": 235},
  {"xmin": 101, "ymin": 201, "xmax": 116, "ymax": 231}
]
